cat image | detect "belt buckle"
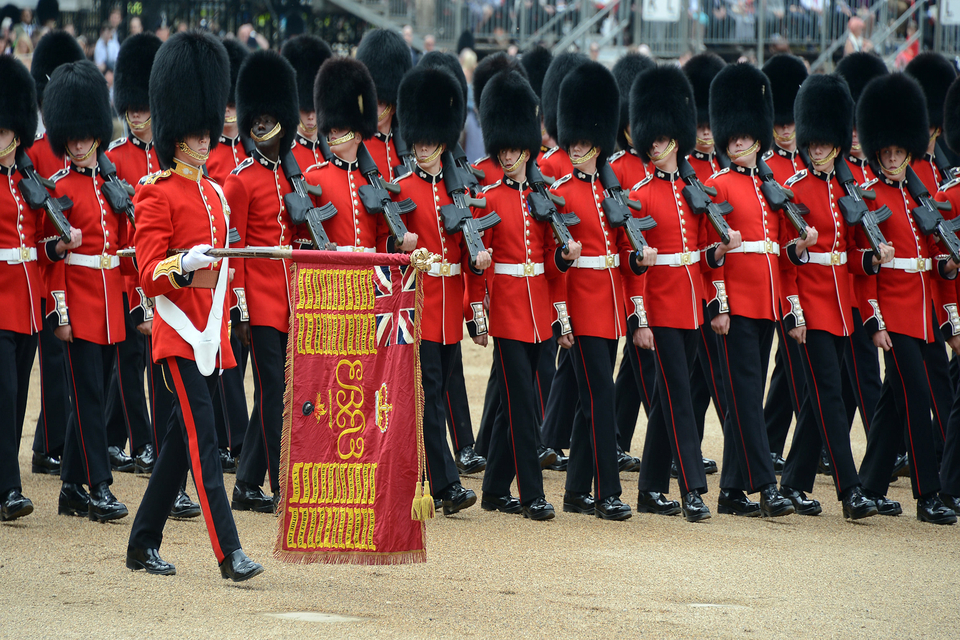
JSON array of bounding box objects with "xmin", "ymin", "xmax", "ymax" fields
[
  {"xmin": 523, "ymin": 262, "xmax": 535, "ymax": 276},
  {"xmin": 19, "ymin": 246, "xmax": 31, "ymax": 263},
  {"xmin": 99, "ymin": 254, "xmax": 112, "ymax": 269},
  {"xmin": 604, "ymin": 254, "xmax": 616, "ymax": 268},
  {"xmin": 917, "ymin": 258, "xmax": 926, "ymax": 272},
  {"xmin": 831, "ymin": 252, "xmax": 842, "ymax": 266},
  {"xmin": 764, "ymin": 240, "xmax": 774, "ymax": 254},
  {"xmin": 353, "ymin": 246, "xmax": 365, "ymax": 253},
  {"xmin": 679, "ymin": 252, "xmax": 692, "ymax": 266},
  {"xmin": 439, "ymin": 262, "xmax": 451, "ymax": 276}
]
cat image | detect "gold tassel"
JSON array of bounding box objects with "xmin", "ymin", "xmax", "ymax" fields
[
  {"xmin": 420, "ymin": 481, "xmax": 435, "ymax": 519},
  {"xmin": 411, "ymin": 482, "xmax": 423, "ymax": 521}
]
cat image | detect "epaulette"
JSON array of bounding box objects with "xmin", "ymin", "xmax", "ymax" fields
[
  {"xmin": 609, "ymin": 150, "xmax": 626, "ymax": 163},
  {"xmin": 394, "ymin": 171, "xmax": 414, "ymax": 184},
  {"xmin": 630, "ymin": 174, "xmax": 653, "ymax": 191},
  {"xmin": 108, "ymin": 137, "xmax": 127, "ymax": 151},
  {"xmin": 304, "ymin": 161, "xmax": 328, "ymax": 173},
  {"xmin": 762, "ymin": 150, "xmax": 774, "ymax": 161},
  {"xmin": 940, "ymin": 175, "xmax": 960, "ymax": 192},
  {"xmin": 50, "ymin": 168, "xmax": 70, "ymax": 183},
  {"xmin": 785, "ymin": 169, "xmax": 807, "ymax": 187},
  {"xmin": 231, "ymin": 157, "xmax": 254, "ymax": 175},
  {"xmin": 481, "ymin": 180, "xmax": 501, "ymax": 193},
  {"xmin": 475, "ymin": 155, "xmax": 490, "ymax": 164},
  {"xmin": 861, "ymin": 178, "xmax": 878, "ymax": 190},
  {"xmin": 139, "ymin": 169, "xmax": 171, "ymax": 185},
  {"xmin": 542, "ymin": 146, "xmax": 560, "ymax": 159},
  {"xmin": 550, "ymin": 173, "xmax": 572, "ymax": 189},
  {"xmin": 34, "ymin": 132, "xmax": 44, "ymax": 141},
  {"xmin": 710, "ymin": 167, "xmax": 730, "ymax": 179}
]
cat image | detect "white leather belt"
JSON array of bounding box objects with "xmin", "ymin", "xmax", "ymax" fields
[
  {"xmin": 494, "ymin": 262, "xmax": 545, "ymax": 277},
  {"xmin": 807, "ymin": 251, "xmax": 847, "ymax": 266},
  {"xmin": 427, "ymin": 262, "xmax": 461, "ymax": 277},
  {"xmin": 655, "ymin": 251, "xmax": 700, "ymax": 267},
  {"xmin": 573, "ymin": 254, "xmax": 620, "ymax": 270},
  {"xmin": 65, "ymin": 253, "xmax": 119, "ymax": 269},
  {"xmin": 336, "ymin": 245, "xmax": 376, "ymax": 253},
  {"xmin": 726, "ymin": 240, "xmax": 780, "ymax": 256},
  {"xmin": 0, "ymin": 247, "xmax": 37, "ymax": 264},
  {"xmin": 882, "ymin": 257, "xmax": 932, "ymax": 273}
]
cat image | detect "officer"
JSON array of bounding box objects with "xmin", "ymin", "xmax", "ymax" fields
[
  {"xmin": 281, "ymin": 34, "xmax": 334, "ymax": 170},
  {"xmin": 126, "ymin": 30, "xmax": 264, "ymax": 580}
]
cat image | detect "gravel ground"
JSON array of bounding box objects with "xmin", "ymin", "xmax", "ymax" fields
[{"xmin": 1, "ymin": 339, "xmax": 957, "ymax": 639}]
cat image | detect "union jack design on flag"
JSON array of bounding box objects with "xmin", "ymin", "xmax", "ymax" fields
[{"xmin": 374, "ymin": 265, "xmax": 416, "ymax": 347}]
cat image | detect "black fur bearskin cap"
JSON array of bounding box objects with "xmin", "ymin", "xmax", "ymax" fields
[
  {"xmin": 314, "ymin": 56, "xmax": 379, "ymax": 140},
  {"xmin": 630, "ymin": 64, "xmax": 697, "ymax": 163}
]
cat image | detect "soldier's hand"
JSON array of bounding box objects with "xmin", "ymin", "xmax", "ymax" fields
[
  {"xmin": 562, "ymin": 240, "xmax": 582, "ymax": 261},
  {"xmin": 54, "ymin": 323, "xmax": 73, "ymax": 342},
  {"xmin": 716, "ymin": 229, "xmax": 741, "ymax": 259},
  {"xmin": 711, "ymin": 312, "xmax": 730, "ymax": 336},
  {"xmin": 872, "ymin": 329, "xmax": 892, "ymax": 351},
  {"xmin": 475, "ymin": 249, "xmax": 492, "ymax": 270},
  {"xmin": 558, "ymin": 333, "xmax": 574, "ymax": 349},
  {"xmin": 472, "ymin": 334, "xmax": 488, "ymax": 347},
  {"xmin": 948, "ymin": 334, "xmax": 960, "ymax": 355},
  {"xmin": 236, "ymin": 320, "xmax": 251, "ymax": 347},
  {"xmin": 229, "ymin": 267, "xmax": 236, "ymax": 282},
  {"xmin": 796, "ymin": 226, "xmax": 818, "ymax": 252},
  {"xmin": 788, "ymin": 325, "xmax": 806, "ymax": 344},
  {"xmin": 640, "ymin": 246, "xmax": 658, "ymax": 267},
  {"xmin": 137, "ymin": 320, "xmax": 152, "ymax": 336},
  {"xmin": 55, "ymin": 227, "xmax": 83, "ymax": 256},
  {"xmin": 872, "ymin": 242, "xmax": 895, "ymax": 266},
  {"xmin": 398, "ymin": 232, "xmax": 418, "ymax": 252},
  {"xmin": 633, "ymin": 327, "xmax": 655, "ymax": 350},
  {"xmin": 182, "ymin": 244, "xmax": 216, "ymax": 272}
]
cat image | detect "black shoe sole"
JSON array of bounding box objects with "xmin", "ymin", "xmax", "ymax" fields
[
  {"xmin": 112, "ymin": 463, "xmax": 135, "ymax": 473},
  {"xmin": 917, "ymin": 512, "xmax": 958, "ymax": 525},
  {"xmin": 134, "ymin": 464, "xmax": 154, "ymax": 475},
  {"xmin": 760, "ymin": 504, "xmax": 796, "ymax": 518},
  {"xmin": 442, "ymin": 493, "xmax": 477, "ymax": 516},
  {"xmin": 522, "ymin": 508, "xmax": 556, "ymax": 521},
  {"xmin": 171, "ymin": 506, "xmax": 203, "ymax": 519},
  {"xmin": 221, "ymin": 564, "xmax": 265, "ymax": 582},
  {"xmin": 480, "ymin": 501, "xmax": 522, "ymax": 514},
  {"xmin": 704, "ymin": 464, "xmax": 718, "ymax": 475},
  {"xmin": 635, "ymin": 504, "xmax": 682, "ymax": 517},
  {"xmin": 877, "ymin": 505, "xmax": 903, "ymax": 516},
  {"xmin": 717, "ymin": 505, "xmax": 761, "ymax": 517},
  {"xmin": 843, "ymin": 505, "xmax": 879, "ymax": 520},
  {"xmin": 1, "ymin": 503, "xmax": 34, "ymax": 521},
  {"xmin": 548, "ymin": 461, "xmax": 568, "ymax": 471},
  {"xmin": 595, "ymin": 509, "xmax": 632, "ymax": 521},
  {"xmin": 58, "ymin": 502, "xmax": 88, "ymax": 517},
  {"xmin": 231, "ymin": 500, "xmax": 275, "ymax": 513},
  {"xmin": 562, "ymin": 502, "xmax": 594, "ymax": 515},
  {"xmin": 31, "ymin": 465, "xmax": 60, "ymax": 475},
  {"xmin": 791, "ymin": 503, "xmax": 822, "ymax": 516},
  {"xmin": 89, "ymin": 506, "xmax": 129, "ymax": 523},
  {"xmin": 456, "ymin": 462, "xmax": 486, "ymax": 475},
  {"xmin": 539, "ymin": 451, "xmax": 558, "ymax": 469},
  {"xmin": 683, "ymin": 509, "xmax": 712, "ymax": 523},
  {"xmin": 126, "ymin": 558, "xmax": 176, "ymax": 575}
]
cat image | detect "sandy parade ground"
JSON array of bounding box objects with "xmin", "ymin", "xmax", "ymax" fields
[{"xmin": 1, "ymin": 338, "xmax": 958, "ymax": 640}]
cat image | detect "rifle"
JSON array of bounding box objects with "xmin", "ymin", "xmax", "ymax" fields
[
  {"xmin": 15, "ymin": 148, "xmax": 73, "ymax": 243},
  {"xmin": 526, "ymin": 159, "xmax": 579, "ymax": 252},
  {"xmin": 835, "ymin": 157, "xmax": 891, "ymax": 256},
  {"xmin": 452, "ymin": 143, "xmax": 484, "ymax": 196},
  {"xmin": 757, "ymin": 158, "xmax": 810, "ymax": 239},
  {"xmin": 597, "ymin": 160, "xmax": 656, "ymax": 253},
  {"xmin": 391, "ymin": 128, "xmax": 417, "ymax": 177},
  {"xmin": 678, "ymin": 157, "xmax": 732, "ymax": 244},
  {"xmin": 356, "ymin": 143, "xmax": 414, "ymax": 244},
  {"xmin": 316, "ymin": 135, "xmax": 334, "ymax": 163},
  {"xmin": 440, "ymin": 151, "xmax": 501, "ymax": 265},
  {"xmin": 904, "ymin": 165, "xmax": 960, "ymax": 264},
  {"xmin": 97, "ymin": 149, "xmax": 137, "ymax": 227},
  {"xmin": 933, "ymin": 142, "xmax": 958, "ymax": 184},
  {"xmin": 280, "ymin": 148, "xmax": 337, "ymax": 250}
]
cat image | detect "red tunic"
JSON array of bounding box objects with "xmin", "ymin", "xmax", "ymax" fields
[
  {"xmin": 609, "ymin": 148, "xmax": 651, "ymax": 191},
  {"xmin": 845, "ymin": 154, "xmax": 876, "ymax": 317},
  {"xmin": 133, "ymin": 161, "xmax": 235, "ymax": 368},
  {"xmin": 291, "ymin": 134, "xmax": 326, "ymax": 174},
  {"xmin": 934, "ymin": 178, "xmax": 960, "ymax": 336},
  {"xmin": 473, "ymin": 156, "xmax": 501, "ymax": 189},
  {"xmin": 913, "ymin": 154, "xmax": 957, "ymax": 332},
  {"xmin": 27, "ymin": 133, "xmax": 70, "ymax": 321},
  {"xmin": 303, "ymin": 155, "xmax": 391, "ymax": 251},
  {"xmin": 0, "ymin": 163, "xmax": 46, "ymax": 334},
  {"xmin": 763, "ymin": 146, "xmax": 807, "ymax": 326},
  {"xmin": 538, "ymin": 147, "xmax": 572, "ymax": 185},
  {"xmin": 688, "ymin": 150, "xmax": 727, "ymax": 307},
  {"xmin": 47, "ymin": 164, "xmax": 126, "ymax": 344},
  {"xmin": 206, "ymin": 134, "xmax": 249, "ymax": 186},
  {"xmin": 367, "ymin": 131, "xmax": 401, "ymax": 182},
  {"xmin": 224, "ymin": 152, "xmax": 295, "ymax": 333}
]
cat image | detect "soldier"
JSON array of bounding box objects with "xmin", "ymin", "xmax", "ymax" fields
[
  {"xmin": 627, "ymin": 64, "xmax": 715, "ymax": 522},
  {"xmin": 466, "ymin": 68, "xmax": 580, "ymax": 520},
  {"xmin": 550, "ymin": 61, "xmax": 654, "ymax": 520},
  {"xmin": 126, "ymin": 31, "xmax": 264, "ymax": 580},
  {"xmin": 469, "ymin": 52, "xmax": 529, "ymax": 188},
  {"xmin": 394, "ymin": 64, "xmax": 491, "ymax": 515},
  {"xmin": 225, "ymin": 50, "xmax": 301, "ymax": 513},
  {"xmin": 281, "ymin": 34, "xmax": 334, "ymax": 170},
  {"xmin": 855, "ymin": 73, "xmax": 958, "ymax": 524},
  {"xmin": 206, "ymin": 38, "xmax": 250, "ymax": 185}
]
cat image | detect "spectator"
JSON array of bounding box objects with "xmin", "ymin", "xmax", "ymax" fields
[
  {"xmin": 424, "ymin": 33, "xmax": 436, "ymax": 52},
  {"xmin": 895, "ymin": 21, "xmax": 918, "ymax": 69},
  {"xmin": 403, "ymin": 24, "xmax": 418, "ymax": 65},
  {"xmin": 94, "ymin": 21, "xmax": 119, "ymax": 72},
  {"xmin": 129, "ymin": 16, "xmax": 143, "ymax": 35},
  {"xmin": 460, "ymin": 48, "xmax": 484, "ymax": 162},
  {"xmin": 843, "ymin": 15, "xmax": 873, "ymax": 56},
  {"xmin": 589, "ymin": 41, "xmax": 600, "ymax": 60}
]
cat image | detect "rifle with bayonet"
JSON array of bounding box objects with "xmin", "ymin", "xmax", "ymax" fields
[
  {"xmin": 15, "ymin": 148, "xmax": 73, "ymax": 242},
  {"xmin": 678, "ymin": 157, "xmax": 732, "ymax": 244},
  {"xmin": 97, "ymin": 149, "xmax": 137, "ymax": 227},
  {"xmin": 835, "ymin": 157, "xmax": 891, "ymax": 256},
  {"xmin": 904, "ymin": 165, "xmax": 960, "ymax": 264},
  {"xmin": 597, "ymin": 160, "xmax": 656, "ymax": 253},
  {"xmin": 357, "ymin": 143, "xmax": 414, "ymax": 245},
  {"xmin": 280, "ymin": 148, "xmax": 337, "ymax": 250},
  {"xmin": 526, "ymin": 159, "xmax": 579, "ymax": 252},
  {"xmin": 452, "ymin": 143, "xmax": 484, "ymax": 196},
  {"xmin": 440, "ymin": 151, "xmax": 500, "ymax": 265},
  {"xmin": 757, "ymin": 157, "xmax": 810, "ymax": 239}
]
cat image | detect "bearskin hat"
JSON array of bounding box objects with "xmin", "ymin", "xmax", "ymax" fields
[
  {"xmin": 834, "ymin": 52, "xmax": 888, "ymax": 106},
  {"xmin": 520, "ymin": 45, "xmax": 552, "ymax": 101},
  {"xmin": 762, "ymin": 54, "xmax": 807, "ymax": 126},
  {"xmin": 541, "ymin": 52, "xmax": 588, "ymax": 142},
  {"xmin": 113, "ymin": 33, "xmax": 162, "ymax": 116},
  {"xmin": 418, "ymin": 51, "xmax": 468, "ymax": 127},
  {"xmin": 355, "ymin": 29, "xmax": 411, "ymax": 107},
  {"xmin": 150, "ymin": 31, "xmax": 230, "ymax": 169},
  {"xmin": 795, "ymin": 74, "xmax": 854, "ymax": 155},
  {"xmin": 473, "ymin": 52, "xmax": 527, "ymax": 107},
  {"xmin": 43, "ymin": 60, "xmax": 113, "ymax": 158},
  {"xmin": 0, "ymin": 55, "xmax": 38, "ymax": 149},
  {"xmin": 613, "ymin": 53, "xmax": 656, "ymax": 151},
  {"xmin": 281, "ymin": 34, "xmax": 333, "ymax": 113},
  {"xmin": 479, "ymin": 69, "xmax": 540, "ymax": 159},
  {"xmin": 236, "ymin": 49, "xmax": 300, "ymax": 153},
  {"xmin": 943, "ymin": 77, "xmax": 960, "ymax": 154},
  {"xmin": 630, "ymin": 64, "xmax": 696, "ymax": 163},
  {"xmin": 709, "ymin": 63, "xmax": 774, "ymax": 156},
  {"xmin": 285, "ymin": 11, "xmax": 306, "ymax": 37},
  {"xmin": 37, "ymin": 0, "xmax": 59, "ymax": 25},
  {"xmin": 314, "ymin": 56, "xmax": 378, "ymax": 140},
  {"xmin": 456, "ymin": 29, "xmax": 475, "ymax": 54},
  {"xmin": 397, "ymin": 65, "xmax": 465, "ymax": 152},
  {"xmin": 905, "ymin": 52, "xmax": 958, "ymax": 131},
  {"xmin": 221, "ymin": 38, "xmax": 248, "ymax": 107},
  {"xmin": 557, "ymin": 60, "xmax": 619, "ymax": 162},
  {"xmin": 31, "ymin": 30, "xmax": 84, "ymax": 108},
  {"xmin": 683, "ymin": 52, "xmax": 725, "ymax": 127},
  {"xmin": 857, "ymin": 73, "xmax": 929, "ymax": 162}
]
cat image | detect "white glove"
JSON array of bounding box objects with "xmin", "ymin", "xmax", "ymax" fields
[{"xmin": 181, "ymin": 244, "xmax": 216, "ymax": 273}]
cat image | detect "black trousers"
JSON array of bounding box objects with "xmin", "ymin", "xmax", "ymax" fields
[
  {"xmin": 33, "ymin": 301, "xmax": 68, "ymax": 457},
  {"xmin": 236, "ymin": 325, "xmax": 287, "ymax": 492},
  {"xmin": 613, "ymin": 337, "xmax": 656, "ymax": 452},
  {"xmin": 781, "ymin": 331, "xmax": 863, "ymax": 499},
  {"xmin": 716, "ymin": 316, "xmax": 778, "ymax": 493},
  {"xmin": 691, "ymin": 310, "xmax": 727, "ymax": 442},
  {"xmin": 419, "ymin": 340, "xmax": 461, "ymax": 493},
  {"xmin": 129, "ymin": 357, "xmax": 241, "ymax": 563},
  {"xmin": 61, "ymin": 339, "xmax": 117, "ymax": 487},
  {"xmin": 926, "ymin": 320, "xmax": 953, "ymax": 458},
  {"xmin": 482, "ymin": 339, "xmax": 546, "ymax": 504},
  {"xmin": 941, "ymin": 352, "xmax": 960, "ymax": 496},
  {"xmin": 637, "ymin": 327, "xmax": 708, "ymax": 496},
  {"xmin": 860, "ymin": 331, "xmax": 942, "ymax": 499},
  {"xmin": 842, "ymin": 307, "xmax": 882, "ymax": 435},
  {"xmin": 764, "ymin": 320, "xmax": 806, "ymax": 456},
  {"xmin": 214, "ymin": 308, "xmax": 248, "ymax": 456},
  {"xmin": 474, "ymin": 358, "xmax": 498, "ymax": 457},
  {"xmin": 541, "ymin": 345, "xmax": 578, "ymax": 451},
  {"xmin": 145, "ymin": 339, "xmax": 174, "ymax": 453},
  {"xmin": 566, "ymin": 336, "xmax": 622, "ymax": 500},
  {"xmin": 444, "ymin": 343, "xmax": 475, "ymax": 453},
  {"xmin": 105, "ymin": 294, "xmax": 152, "ymax": 452},
  {"xmin": 0, "ymin": 330, "xmax": 37, "ymax": 495}
]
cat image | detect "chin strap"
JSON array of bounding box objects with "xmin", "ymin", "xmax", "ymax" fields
[
  {"xmin": 126, "ymin": 113, "xmax": 151, "ymax": 131},
  {"xmin": 177, "ymin": 140, "xmax": 209, "ymax": 163},
  {"xmin": 328, "ymin": 130, "xmax": 357, "ymax": 147},
  {"xmin": 417, "ymin": 143, "xmax": 444, "ymax": 164},
  {"xmin": 728, "ymin": 140, "xmax": 760, "ymax": 160},
  {"xmin": 811, "ymin": 147, "xmax": 840, "ymax": 167},
  {"xmin": 0, "ymin": 136, "xmax": 18, "ymax": 159},
  {"xmin": 498, "ymin": 149, "xmax": 529, "ymax": 172},
  {"xmin": 650, "ymin": 139, "xmax": 677, "ymax": 162},
  {"xmin": 67, "ymin": 139, "xmax": 99, "ymax": 162},
  {"xmin": 569, "ymin": 146, "xmax": 599, "ymax": 165},
  {"xmin": 773, "ymin": 129, "xmax": 796, "ymax": 144},
  {"xmin": 250, "ymin": 121, "xmax": 283, "ymax": 143}
]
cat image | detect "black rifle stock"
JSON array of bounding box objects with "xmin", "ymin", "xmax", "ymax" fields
[
  {"xmin": 678, "ymin": 158, "xmax": 732, "ymax": 244},
  {"xmin": 15, "ymin": 148, "xmax": 73, "ymax": 242},
  {"xmin": 452, "ymin": 143, "xmax": 483, "ymax": 196},
  {"xmin": 391, "ymin": 129, "xmax": 417, "ymax": 177},
  {"xmin": 280, "ymin": 148, "xmax": 337, "ymax": 250},
  {"xmin": 440, "ymin": 151, "xmax": 500, "ymax": 265},
  {"xmin": 757, "ymin": 158, "xmax": 810, "ymax": 239},
  {"xmin": 97, "ymin": 150, "xmax": 137, "ymax": 227},
  {"xmin": 597, "ymin": 160, "xmax": 656, "ymax": 253},
  {"xmin": 835, "ymin": 157, "xmax": 891, "ymax": 256},
  {"xmin": 905, "ymin": 165, "xmax": 960, "ymax": 263},
  {"xmin": 356, "ymin": 143, "xmax": 413, "ymax": 244},
  {"xmin": 934, "ymin": 142, "xmax": 957, "ymax": 184},
  {"xmin": 526, "ymin": 159, "xmax": 579, "ymax": 251}
]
